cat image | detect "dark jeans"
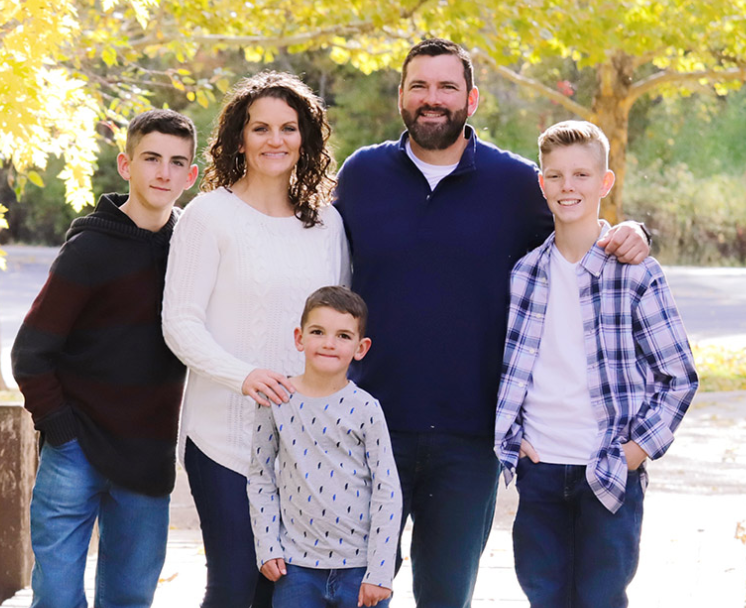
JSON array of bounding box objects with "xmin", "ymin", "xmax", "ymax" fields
[
  {"xmin": 513, "ymin": 460, "xmax": 644, "ymax": 608},
  {"xmin": 390, "ymin": 431, "xmax": 500, "ymax": 608},
  {"xmin": 184, "ymin": 437, "xmax": 274, "ymax": 608},
  {"xmin": 273, "ymin": 564, "xmax": 390, "ymax": 608}
]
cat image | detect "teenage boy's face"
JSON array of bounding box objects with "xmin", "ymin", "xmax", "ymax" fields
[
  {"xmin": 117, "ymin": 132, "xmax": 198, "ymax": 214},
  {"xmin": 539, "ymin": 143, "xmax": 615, "ymax": 227},
  {"xmin": 294, "ymin": 307, "xmax": 371, "ymax": 377}
]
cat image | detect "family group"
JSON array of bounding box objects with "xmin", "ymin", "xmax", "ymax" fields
[{"xmin": 12, "ymin": 38, "xmax": 697, "ymax": 608}]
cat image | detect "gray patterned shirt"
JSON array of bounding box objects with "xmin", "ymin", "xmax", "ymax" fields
[{"xmin": 248, "ymin": 381, "xmax": 402, "ymax": 588}]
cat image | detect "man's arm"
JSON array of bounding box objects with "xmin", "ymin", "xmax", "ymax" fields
[
  {"xmin": 11, "ymin": 242, "xmax": 91, "ymax": 444},
  {"xmin": 247, "ymin": 403, "xmax": 285, "ymax": 571},
  {"xmin": 598, "ymin": 222, "xmax": 651, "ymax": 265},
  {"xmin": 629, "ymin": 263, "xmax": 699, "ymax": 460}
]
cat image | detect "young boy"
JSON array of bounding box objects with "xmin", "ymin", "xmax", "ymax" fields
[
  {"xmin": 11, "ymin": 109, "xmax": 199, "ymax": 607},
  {"xmin": 248, "ymin": 286, "xmax": 402, "ymax": 608},
  {"xmin": 494, "ymin": 120, "xmax": 698, "ymax": 607}
]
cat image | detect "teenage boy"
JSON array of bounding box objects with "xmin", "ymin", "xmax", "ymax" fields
[
  {"xmin": 494, "ymin": 120, "xmax": 698, "ymax": 607},
  {"xmin": 11, "ymin": 109, "xmax": 199, "ymax": 608},
  {"xmin": 334, "ymin": 38, "xmax": 652, "ymax": 608},
  {"xmin": 248, "ymin": 286, "xmax": 402, "ymax": 608}
]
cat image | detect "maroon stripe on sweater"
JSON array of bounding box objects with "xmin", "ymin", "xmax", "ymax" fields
[
  {"xmin": 62, "ymin": 373, "xmax": 184, "ymax": 441},
  {"xmin": 24, "ymin": 274, "xmax": 92, "ymax": 335},
  {"xmin": 75, "ymin": 267, "xmax": 163, "ymax": 330},
  {"xmin": 16, "ymin": 370, "xmax": 65, "ymax": 421}
]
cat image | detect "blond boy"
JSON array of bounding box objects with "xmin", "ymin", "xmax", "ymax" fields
[{"xmin": 494, "ymin": 121, "xmax": 698, "ymax": 607}]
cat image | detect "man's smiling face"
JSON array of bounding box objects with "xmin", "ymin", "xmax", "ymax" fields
[{"xmin": 398, "ymin": 54, "xmax": 474, "ymax": 151}]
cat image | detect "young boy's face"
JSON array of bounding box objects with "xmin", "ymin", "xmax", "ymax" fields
[
  {"xmin": 117, "ymin": 132, "xmax": 199, "ymax": 215},
  {"xmin": 539, "ymin": 143, "xmax": 615, "ymax": 227},
  {"xmin": 294, "ymin": 306, "xmax": 371, "ymax": 377}
]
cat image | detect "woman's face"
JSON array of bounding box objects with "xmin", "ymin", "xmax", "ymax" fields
[{"xmin": 240, "ymin": 96, "xmax": 302, "ymax": 180}]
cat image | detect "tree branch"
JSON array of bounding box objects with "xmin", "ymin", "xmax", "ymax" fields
[
  {"xmin": 130, "ymin": 22, "xmax": 376, "ymax": 51},
  {"xmin": 129, "ymin": 0, "xmax": 430, "ymax": 52},
  {"xmin": 630, "ymin": 47, "xmax": 669, "ymax": 70},
  {"xmin": 471, "ymin": 49, "xmax": 592, "ymax": 120},
  {"xmin": 629, "ymin": 66, "xmax": 746, "ymax": 103}
]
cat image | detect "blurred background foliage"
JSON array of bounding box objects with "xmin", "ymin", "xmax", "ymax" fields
[{"xmin": 3, "ymin": 50, "xmax": 746, "ymax": 266}]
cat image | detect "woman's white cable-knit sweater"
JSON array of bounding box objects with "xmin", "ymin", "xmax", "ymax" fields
[{"xmin": 162, "ymin": 187, "xmax": 351, "ymax": 476}]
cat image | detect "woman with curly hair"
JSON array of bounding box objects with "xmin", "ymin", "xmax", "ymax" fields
[{"xmin": 162, "ymin": 71, "xmax": 350, "ymax": 608}]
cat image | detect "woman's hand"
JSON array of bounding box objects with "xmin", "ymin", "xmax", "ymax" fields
[{"xmin": 242, "ymin": 369, "xmax": 295, "ymax": 406}]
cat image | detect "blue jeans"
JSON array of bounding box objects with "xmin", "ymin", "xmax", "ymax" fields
[
  {"xmin": 513, "ymin": 460, "xmax": 644, "ymax": 608},
  {"xmin": 30, "ymin": 438, "xmax": 169, "ymax": 608},
  {"xmin": 184, "ymin": 437, "xmax": 273, "ymax": 608},
  {"xmin": 273, "ymin": 565, "xmax": 389, "ymax": 608},
  {"xmin": 390, "ymin": 432, "xmax": 500, "ymax": 608}
]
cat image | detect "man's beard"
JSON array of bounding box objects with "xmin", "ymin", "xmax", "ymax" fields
[{"xmin": 402, "ymin": 104, "xmax": 468, "ymax": 151}]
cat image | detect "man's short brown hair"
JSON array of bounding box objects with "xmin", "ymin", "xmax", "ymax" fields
[{"xmin": 401, "ymin": 38, "xmax": 474, "ymax": 92}]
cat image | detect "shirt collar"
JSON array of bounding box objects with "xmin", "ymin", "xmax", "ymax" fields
[
  {"xmin": 398, "ymin": 124, "xmax": 477, "ymax": 175},
  {"xmin": 578, "ymin": 220, "xmax": 612, "ymax": 277},
  {"xmin": 534, "ymin": 220, "xmax": 613, "ymax": 276}
]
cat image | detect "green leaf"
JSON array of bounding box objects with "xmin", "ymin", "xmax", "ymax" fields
[{"xmin": 27, "ymin": 171, "xmax": 45, "ymax": 188}]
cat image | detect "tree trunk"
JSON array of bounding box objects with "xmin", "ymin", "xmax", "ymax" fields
[{"xmin": 592, "ymin": 52, "xmax": 635, "ymax": 225}]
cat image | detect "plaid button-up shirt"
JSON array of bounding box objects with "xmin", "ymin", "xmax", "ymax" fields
[{"xmin": 494, "ymin": 226, "xmax": 698, "ymax": 513}]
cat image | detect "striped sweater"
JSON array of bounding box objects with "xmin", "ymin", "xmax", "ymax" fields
[{"xmin": 11, "ymin": 193, "xmax": 186, "ymax": 496}]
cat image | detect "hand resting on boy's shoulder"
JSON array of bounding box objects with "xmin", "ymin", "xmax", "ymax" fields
[
  {"xmin": 596, "ymin": 221, "xmax": 649, "ymax": 265},
  {"xmin": 241, "ymin": 368, "xmax": 295, "ymax": 406}
]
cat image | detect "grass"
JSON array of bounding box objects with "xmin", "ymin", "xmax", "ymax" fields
[{"xmin": 691, "ymin": 343, "xmax": 746, "ymax": 392}]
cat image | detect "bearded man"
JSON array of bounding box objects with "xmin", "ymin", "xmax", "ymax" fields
[{"xmin": 334, "ymin": 38, "xmax": 650, "ymax": 608}]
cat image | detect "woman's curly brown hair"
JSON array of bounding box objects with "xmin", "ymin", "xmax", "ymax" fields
[{"xmin": 201, "ymin": 71, "xmax": 336, "ymax": 227}]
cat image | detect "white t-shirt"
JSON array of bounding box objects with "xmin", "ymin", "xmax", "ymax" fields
[
  {"xmin": 405, "ymin": 140, "xmax": 458, "ymax": 191},
  {"xmin": 521, "ymin": 245, "xmax": 599, "ymax": 464}
]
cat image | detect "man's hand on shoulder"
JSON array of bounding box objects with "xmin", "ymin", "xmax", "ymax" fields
[
  {"xmin": 358, "ymin": 583, "xmax": 392, "ymax": 607},
  {"xmin": 597, "ymin": 221, "xmax": 650, "ymax": 265},
  {"xmin": 260, "ymin": 558, "xmax": 286, "ymax": 581}
]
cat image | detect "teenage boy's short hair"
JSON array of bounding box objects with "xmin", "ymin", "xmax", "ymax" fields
[
  {"xmin": 125, "ymin": 109, "xmax": 198, "ymax": 161},
  {"xmin": 300, "ymin": 286, "xmax": 369, "ymax": 337},
  {"xmin": 401, "ymin": 38, "xmax": 474, "ymax": 92},
  {"xmin": 538, "ymin": 120, "xmax": 610, "ymax": 171}
]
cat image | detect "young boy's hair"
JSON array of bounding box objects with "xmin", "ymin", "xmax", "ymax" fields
[
  {"xmin": 538, "ymin": 120, "xmax": 610, "ymax": 171},
  {"xmin": 300, "ymin": 286, "xmax": 368, "ymax": 337},
  {"xmin": 125, "ymin": 109, "xmax": 198, "ymax": 161}
]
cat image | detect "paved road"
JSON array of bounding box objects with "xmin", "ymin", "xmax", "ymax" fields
[
  {"xmin": 664, "ymin": 266, "xmax": 746, "ymax": 344},
  {"xmin": 2, "ymin": 247, "xmax": 745, "ymax": 386}
]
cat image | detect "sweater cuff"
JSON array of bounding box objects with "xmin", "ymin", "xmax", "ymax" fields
[{"xmin": 37, "ymin": 407, "xmax": 78, "ymax": 446}]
